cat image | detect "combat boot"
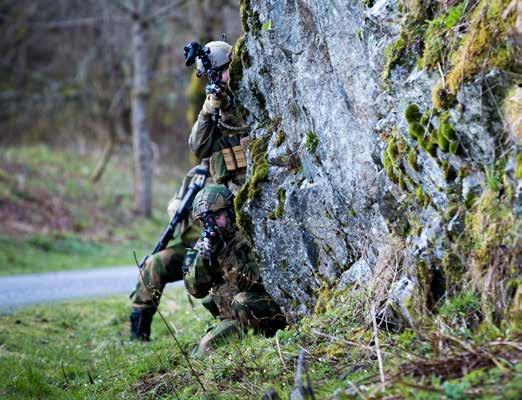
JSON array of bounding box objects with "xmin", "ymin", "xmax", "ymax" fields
[{"xmin": 130, "ymin": 307, "xmax": 155, "ymax": 341}]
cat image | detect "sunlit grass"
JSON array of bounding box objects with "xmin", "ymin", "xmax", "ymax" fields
[{"xmin": 0, "ymin": 145, "xmax": 182, "ymax": 275}]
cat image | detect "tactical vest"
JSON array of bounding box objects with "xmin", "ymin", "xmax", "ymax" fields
[{"xmin": 210, "ymin": 113, "xmax": 250, "ymax": 185}]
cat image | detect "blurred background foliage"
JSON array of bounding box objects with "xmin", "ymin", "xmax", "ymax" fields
[{"xmin": 0, "ymin": 0, "xmax": 241, "ymax": 270}]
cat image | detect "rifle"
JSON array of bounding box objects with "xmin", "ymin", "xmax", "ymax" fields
[{"xmin": 137, "ymin": 159, "xmax": 210, "ymax": 270}]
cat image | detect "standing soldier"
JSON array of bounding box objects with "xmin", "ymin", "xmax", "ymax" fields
[
  {"xmin": 184, "ymin": 184, "xmax": 287, "ymax": 356},
  {"xmin": 184, "ymin": 40, "xmax": 250, "ymax": 192}
]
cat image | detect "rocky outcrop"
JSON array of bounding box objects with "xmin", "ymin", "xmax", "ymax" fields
[{"xmin": 233, "ymin": 0, "xmax": 520, "ymax": 323}]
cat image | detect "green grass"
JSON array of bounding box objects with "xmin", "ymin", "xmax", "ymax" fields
[
  {"xmin": 0, "ymin": 234, "xmax": 147, "ymax": 275},
  {"xmin": 0, "ymin": 286, "xmax": 520, "ymax": 399},
  {"xmin": 0, "ymin": 287, "xmax": 210, "ymax": 399},
  {"xmin": 0, "ymin": 145, "xmax": 181, "ymax": 275}
]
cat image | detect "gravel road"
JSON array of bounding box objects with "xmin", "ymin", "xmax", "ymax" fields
[{"xmin": 0, "ymin": 266, "xmax": 181, "ymax": 314}]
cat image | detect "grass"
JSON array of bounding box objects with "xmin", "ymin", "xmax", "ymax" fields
[
  {"xmin": 0, "ymin": 285, "xmax": 519, "ymax": 399},
  {"xmin": 0, "ymin": 287, "xmax": 210, "ymax": 399},
  {"xmin": 0, "ymin": 145, "xmax": 180, "ymax": 275},
  {"xmin": 0, "ymin": 234, "xmax": 147, "ymax": 275}
]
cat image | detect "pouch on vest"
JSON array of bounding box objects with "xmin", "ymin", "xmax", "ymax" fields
[
  {"xmin": 232, "ymin": 145, "xmax": 247, "ymax": 169},
  {"xmin": 210, "ymin": 150, "xmax": 231, "ymax": 184},
  {"xmin": 218, "ymin": 135, "xmax": 247, "ymax": 173}
]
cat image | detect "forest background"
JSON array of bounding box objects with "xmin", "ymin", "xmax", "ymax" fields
[{"xmin": 1, "ymin": 0, "xmax": 240, "ymax": 273}]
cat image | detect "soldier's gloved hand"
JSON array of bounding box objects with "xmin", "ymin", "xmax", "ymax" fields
[
  {"xmin": 198, "ymin": 229, "xmax": 217, "ymax": 260},
  {"xmin": 199, "ymin": 236, "xmax": 215, "ymax": 260},
  {"xmin": 201, "ymin": 94, "xmax": 229, "ymax": 116}
]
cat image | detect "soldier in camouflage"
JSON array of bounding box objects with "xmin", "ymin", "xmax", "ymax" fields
[
  {"xmin": 184, "ymin": 184, "xmax": 286, "ymax": 355},
  {"xmin": 129, "ymin": 166, "xmax": 203, "ymax": 341},
  {"xmin": 188, "ymin": 40, "xmax": 249, "ymax": 191}
]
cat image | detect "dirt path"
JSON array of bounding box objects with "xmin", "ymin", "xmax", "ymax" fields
[{"xmin": 0, "ymin": 266, "xmax": 182, "ymax": 314}]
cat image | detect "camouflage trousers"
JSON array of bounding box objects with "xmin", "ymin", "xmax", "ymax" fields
[
  {"xmin": 130, "ymin": 227, "xmax": 200, "ymax": 311},
  {"xmin": 130, "ymin": 243, "xmax": 186, "ymax": 310},
  {"xmin": 194, "ymin": 289, "xmax": 287, "ymax": 356}
]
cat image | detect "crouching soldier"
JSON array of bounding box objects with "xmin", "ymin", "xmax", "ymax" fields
[
  {"xmin": 184, "ymin": 184, "xmax": 287, "ymax": 355},
  {"xmin": 129, "ymin": 165, "xmax": 205, "ymax": 340}
]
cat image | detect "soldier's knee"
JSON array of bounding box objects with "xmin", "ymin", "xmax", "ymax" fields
[{"xmin": 201, "ymin": 295, "xmax": 220, "ymax": 318}]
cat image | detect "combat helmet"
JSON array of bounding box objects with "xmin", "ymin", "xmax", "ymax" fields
[
  {"xmin": 192, "ymin": 184, "xmax": 234, "ymax": 220},
  {"xmin": 196, "ymin": 41, "xmax": 232, "ymax": 76}
]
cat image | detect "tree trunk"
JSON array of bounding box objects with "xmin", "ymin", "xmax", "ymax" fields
[{"xmin": 131, "ymin": 13, "xmax": 153, "ymax": 217}]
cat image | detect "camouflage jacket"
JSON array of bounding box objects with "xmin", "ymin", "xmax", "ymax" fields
[
  {"xmin": 183, "ymin": 230, "xmax": 263, "ymax": 319},
  {"xmin": 188, "ymin": 98, "xmax": 248, "ymax": 187}
]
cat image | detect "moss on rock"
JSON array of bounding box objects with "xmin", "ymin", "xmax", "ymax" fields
[
  {"xmin": 305, "ymin": 131, "xmax": 319, "ymax": 154},
  {"xmin": 405, "ymin": 103, "xmax": 422, "ymax": 123}
]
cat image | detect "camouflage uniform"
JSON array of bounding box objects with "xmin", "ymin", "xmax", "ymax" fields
[
  {"xmin": 130, "ymin": 225, "xmax": 200, "ymax": 311},
  {"xmin": 184, "ymin": 185, "xmax": 286, "ymax": 355},
  {"xmin": 187, "ymin": 40, "xmax": 249, "ymax": 189},
  {"xmin": 130, "ymin": 167, "xmax": 205, "ymax": 340},
  {"xmin": 189, "ymin": 96, "xmax": 248, "ymax": 189}
]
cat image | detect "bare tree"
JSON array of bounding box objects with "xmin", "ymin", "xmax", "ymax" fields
[{"xmin": 130, "ymin": 2, "xmax": 153, "ymax": 217}]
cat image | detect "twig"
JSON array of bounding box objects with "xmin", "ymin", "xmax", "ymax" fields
[
  {"xmin": 87, "ymin": 369, "xmax": 95, "ymax": 385},
  {"xmin": 371, "ymin": 304, "xmax": 386, "ymax": 391},
  {"xmin": 294, "ymin": 349, "xmax": 316, "ymax": 400},
  {"xmin": 275, "ymin": 335, "xmax": 286, "ymax": 369},
  {"xmin": 132, "ymin": 251, "xmax": 207, "ymax": 393},
  {"xmin": 145, "ymin": 0, "xmax": 187, "ymax": 22},
  {"xmin": 60, "ymin": 361, "xmax": 69, "ymax": 387}
]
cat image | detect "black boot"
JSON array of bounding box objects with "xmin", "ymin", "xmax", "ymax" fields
[{"xmin": 130, "ymin": 307, "xmax": 155, "ymax": 341}]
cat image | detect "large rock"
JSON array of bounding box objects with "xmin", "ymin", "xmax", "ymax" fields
[{"xmin": 235, "ymin": 0, "xmax": 518, "ymax": 318}]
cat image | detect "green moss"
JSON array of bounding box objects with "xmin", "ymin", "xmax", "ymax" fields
[
  {"xmin": 449, "ymin": 141, "xmax": 459, "ymax": 155},
  {"xmin": 275, "ymin": 131, "xmax": 285, "ymax": 147},
  {"xmin": 261, "ymin": 19, "xmax": 273, "ymax": 31},
  {"xmin": 381, "ymin": 4, "xmax": 429, "ymax": 82},
  {"xmin": 408, "ymin": 122, "xmax": 423, "ymax": 141},
  {"xmin": 233, "ymin": 132, "xmax": 271, "ymax": 238},
  {"xmin": 465, "ymin": 192, "xmax": 478, "ymax": 209},
  {"xmin": 399, "ymin": 175, "xmax": 408, "ymax": 190},
  {"xmin": 436, "ymin": 0, "xmax": 517, "ymax": 105},
  {"xmin": 420, "ymin": 138, "xmax": 438, "ymax": 157},
  {"xmin": 405, "ymin": 103, "xmax": 421, "ymax": 123},
  {"xmin": 419, "ymin": 2, "xmax": 466, "ymax": 70},
  {"xmin": 247, "ymin": 134, "xmax": 270, "ymax": 199},
  {"xmin": 436, "ymin": 130, "xmax": 450, "ymax": 152},
  {"xmin": 416, "ymin": 186, "xmax": 425, "ymax": 203},
  {"xmin": 382, "ymin": 31, "xmax": 408, "ymax": 81},
  {"xmin": 419, "ymin": 111, "xmax": 431, "ymax": 126},
  {"xmin": 384, "ymin": 152, "xmax": 399, "ymax": 183},
  {"xmin": 445, "ymin": 203, "xmax": 459, "ymax": 220},
  {"xmin": 387, "ymin": 137, "xmax": 399, "ymax": 158},
  {"xmin": 440, "ymin": 122, "xmax": 457, "ymax": 141},
  {"xmin": 228, "ymin": 36, "xmax": 246, "ymax": 94},
  {"xmin": 407, "ymin": 148, "xmax": 419, "ymax": 171},
  {"xmin": 268, "ymin": 187, "xmax": 286, "ymax": 220},
  {"xmin": 516, "ymin": 153, "xmax": 522, "ymax": 179},
  {"xmin": 305, "ymin": 131, "xmax": 319, "ymax": 154},
  {"xmin": 240, "ymin": 0, "xmax": 250, "ymax": 32},
  {"xmin": 234, "ymin": 183, "xmax": 252, "ymax": 238}
]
